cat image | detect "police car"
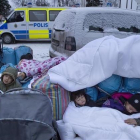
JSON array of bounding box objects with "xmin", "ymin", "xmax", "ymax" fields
[{"xmin": 0, "ymin": 6, "xmax": 66, "ymax": 44}]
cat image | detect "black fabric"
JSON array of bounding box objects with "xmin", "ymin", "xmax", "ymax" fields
[
  {"xmin": 119, "ymin": 96, "xmax": 127, "ymax": 105},
  {"xmin": 135, "ymin": 118, "xmax": 140, "ymax": 126},
  {"xmin": 85, "ymin": 94, "xmax": 97, "ymax": 107},
  {"xmin": 19, "ymin": 76, "xmax": 32, "ymax": 84},
  {"xmin": 95, "ymin": 96, "xmax": 109, "ymax": 107},
  {"xmin": 127, "ymin": 94, "xmax": 140, "ymax": 112},
  {"xmin": 20, "ymin": 53, "xmax": 33, "ymax": 60},
  {"xmin": 0, "ymin": 88, "xmax": 56, "ymax": 140},
  {"xmin": 118, "ymin": 96, "xmax": 135, "ymax": 115}
]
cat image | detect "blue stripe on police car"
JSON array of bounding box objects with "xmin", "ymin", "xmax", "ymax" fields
[
  {"xmin": 0, "ymin": 23, "xmax": 8, "ymax": 29},
  {"xmin": 34, "ymin": 23, "xmax": 48, "ymax": 27}
]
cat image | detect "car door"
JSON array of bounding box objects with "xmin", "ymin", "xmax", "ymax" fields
[
  {"xmin": 7, "ymin": 11, "xmax": 27, "ymax": 40},
  {"xmin": 28, "ymin": 9, "xmax": 49, "ymax": 39}
]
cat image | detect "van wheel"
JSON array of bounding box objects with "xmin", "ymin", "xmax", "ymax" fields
[{"xmin": 2, "ymin": 34, "xmax": 14, "ymax": 44}]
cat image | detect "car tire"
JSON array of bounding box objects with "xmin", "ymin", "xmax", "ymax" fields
[{"xmin": 2, "ymin": 34, "xmax": 14, "ymax": 44}]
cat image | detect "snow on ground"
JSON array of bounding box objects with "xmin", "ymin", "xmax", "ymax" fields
[{"xmin": 5, "ymin": 41, "xmax": 51, "ymax": 61}]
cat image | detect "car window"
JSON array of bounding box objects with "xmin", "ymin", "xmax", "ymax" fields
[
  {"xmin": 112, "ymin": 13, "xmax": 139, "ymax": 33},
  {"xmin": 84, "ymin": 13, "xmax": 103, "ymax": 32},
  {"xmin": 49, "ymin": 10, "xmax": 61, "ymax": 21},
  {"xmin": 8, "ymin": 11, "xmax": 24, "ymax": 23},
  {"xmin": 102, "ymin": 13, "xmax": 113, "ymax": 28},
  {"xmin": 137, "ymin": 15, "xmax": 140, "ymax": 33},
  {"xmin": 29, "ymin": 10, "xmax": 47, "ymax": 21},
  {"xmin": 53, "ymin": 10, "xmax": 76, "ymax": 30}
]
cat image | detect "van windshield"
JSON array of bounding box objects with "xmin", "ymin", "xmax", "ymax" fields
[{"xmin": 53, "ymin": 10, "xmax": 75, "ymax": 31}]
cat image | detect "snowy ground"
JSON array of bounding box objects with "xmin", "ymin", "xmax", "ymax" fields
[{"xmin": 5, "ymin": 41, "xmax": 51, "ymax": 61}]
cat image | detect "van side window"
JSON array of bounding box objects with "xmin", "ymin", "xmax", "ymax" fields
[
  {"xmin": 102, "ymin": 13, "xmax": 113, "ymax": 28},
  {"xmin": 8, "ymin": 11, "xmax": 24, "ymax": 23},
  {"xmin": 49, "ymin": 10, "xmax": 61, "ymax": 21},
  {"xmin": 84, "ymin": 13, "xmax": 103, "ymax": 32},
  {"xmin": 112, "ymin": 14, "xmax": 139, "ymax": 33},
  {"xmin": 137, "ymin": 16, "xmax": 140, "ymax": 33},
  {"xmin": 29, "ymin": 10, "xmax": 47, "ymax": 21},
  {"xmin": 89, "ymin": 26, "xmax": 103, "ymax": 32},
  {"xmin": 84, "ymin": 13, "xmax": 140, "ymax": 33},
  {"xmin": 118, "ymin": 26, "xmax": 139, "ymax": 33}
]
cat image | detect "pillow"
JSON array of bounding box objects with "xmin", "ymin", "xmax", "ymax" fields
[
  {"xmin": 85, "ymin": 87, "xmax": 98, "ymax": 101},
  {"xmin": 123, "ymin": 78, "xmax": 140, "ymax": 93},
  {"xmin": 97, "ymin": 74, "xmax": 122, "ymax": 94},
  {"xmin": 2, "ymin": 48, "xmax": 16, "ymax": 65}
]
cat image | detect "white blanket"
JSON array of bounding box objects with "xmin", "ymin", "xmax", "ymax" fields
[
  {"xmin": 48, "ymin": 35, "xmax": 140, "ymax": 91},
  {"xmin": 63, "ymin": 102, "xmax": 140, "ymax": 140}
]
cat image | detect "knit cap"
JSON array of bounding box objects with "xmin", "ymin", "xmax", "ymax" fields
[{"xmin": 127, "ymin": 94, "xmax": 140, "ymax": 112}]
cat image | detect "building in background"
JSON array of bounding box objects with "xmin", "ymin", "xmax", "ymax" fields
[
  {"xmin": 86, "ymin": 0, "xmax": 103, "ymax": 6},
  {"xmin": 102, "ymin": 0, "xmax": 120, "ymax": 7},
  {"xmin": 8, "ymin": 0, "xmax": 138, "ymax": 9},
  {"xmin": 101, "ymin": 0, "xmax": 137, "ymax": 9}
]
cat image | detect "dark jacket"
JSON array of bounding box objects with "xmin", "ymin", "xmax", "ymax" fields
[
  {"xmin": 102, "ymin": 95, "xmax": 132, "ymax": 115},
  {"xmin": 0, "ymin": 67, "xmax": 21, "ymax": 92},
  {"xmin": 135, "ymin": 118, "xmax": 140, "ymax": 126},
  {"xmin": 84, "ymin": 94, "xmax": 97, "ymax": 107}
]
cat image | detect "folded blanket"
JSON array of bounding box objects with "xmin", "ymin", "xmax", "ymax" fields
[
  {"xmin": 48, "ymin": 35, "xmax": 140, "ymax": 91},
  {"xmin": 63, "ymin": 102, "xmax": 140, "ymax": 140}
]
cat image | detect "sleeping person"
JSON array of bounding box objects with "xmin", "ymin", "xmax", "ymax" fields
[
  {"xmin": 102, "ymin": 93, "xmax": 140, "ymax": 126},
  {"xmin": 71, "ymin": 89, "xmax": 98, "ymax": 107},
  {"xmin": 71, "ymin": 90, "xmax": 140, "ymax": 126},
  {"xmin": 16, "ymin": 54, "xmax": 66, "ymax": 87},
  {"xmin": 17, "ymin": 55, "xmax": 66, "ymax": 77}
]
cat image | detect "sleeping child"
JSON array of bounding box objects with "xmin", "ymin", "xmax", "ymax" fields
[
  {"xmin": 102, "ymin": 92, "xmax": 140, "ymax": 126},
  {"xmin": 71, "ymin": 90, "xmax": 140, "ymax": 126},
  {"xmin": 71, "ymin": 89, "xmax": 97, "ymax": 107}
]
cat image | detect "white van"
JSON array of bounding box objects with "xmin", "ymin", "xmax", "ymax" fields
[
  {"xmin": 0, "ymin": 7, "xmax": 66, "ymax": 44},
  {"xmin": 50, "ymin": 7, "xmax": 140, "ymax": 58}
]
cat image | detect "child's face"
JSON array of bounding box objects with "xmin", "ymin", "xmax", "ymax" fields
[
  {"xmin": 125, "ymin": 101, "xmax": 137, "ymax": 113},
  {"xmin": 3, "ymin": 74, "xmax": 13, "ymax": 85},
  {"xmin": 75, "ymin": 95, "xmax": 86, "ymax": 106}
]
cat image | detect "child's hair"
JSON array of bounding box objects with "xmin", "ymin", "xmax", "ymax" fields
[
  {"xmin": 20, "ymin": 53, "xmax": 33, "ymax": 60},
  {"xmin": 71, "ymin": 89, "xmax": 86, "ymax": 102},
  {"xmin": 127, "ymin": 94, "xmax": 140, "ymax": 112}
]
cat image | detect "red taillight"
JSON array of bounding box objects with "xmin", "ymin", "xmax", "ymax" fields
[{"xmin": 65, "ymin": 36, "xmax": 76, "ymax": 51}]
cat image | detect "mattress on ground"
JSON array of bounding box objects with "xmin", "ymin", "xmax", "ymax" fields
[
  {"xmin": 57, "ymin": 120, "xmax": 82, "ymax": 140},
  {"xmin": 31, "ymin": 74, "xmax": 70, "ymax": 120}
]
